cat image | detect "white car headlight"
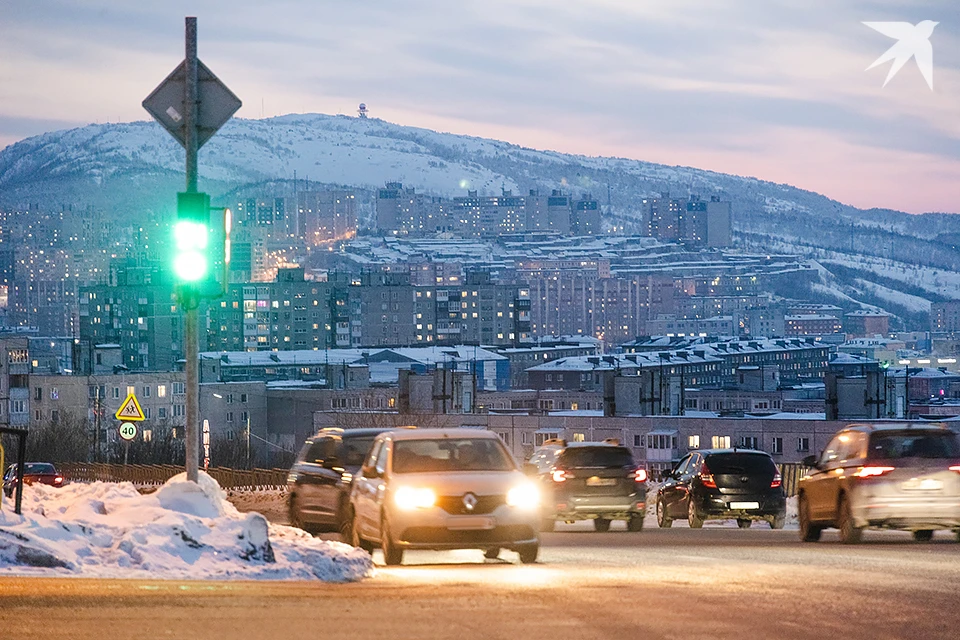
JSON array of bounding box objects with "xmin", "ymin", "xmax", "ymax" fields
[
  {"xmin": 394, "ymin": 486, "xmax": 437, "ymax": 510},
  {"xmin": 506, "ymin": 482, "xmax": 540, "ymax": 510}
]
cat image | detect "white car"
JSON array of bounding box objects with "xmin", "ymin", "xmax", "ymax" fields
[{"xmin": 347, "ymin": 429, "xmax": 541, "ymax": 565}]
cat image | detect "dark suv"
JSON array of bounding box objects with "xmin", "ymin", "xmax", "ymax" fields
[
  {"xmin": 656, "ymin": 449, "xmax": 786, "ymax": 529},
  {"xmin": 528, "ymin": 439, "xmax": 647, "ymax": 532},
  {"xmin": 287, "ymin": 428, "xmax": 390, "ymax": 535}
]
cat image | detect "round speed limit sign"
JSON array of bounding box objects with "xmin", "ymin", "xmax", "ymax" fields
[{"xmin": 119, "ymin": 422, "xmax": 138, "ymax": 441}]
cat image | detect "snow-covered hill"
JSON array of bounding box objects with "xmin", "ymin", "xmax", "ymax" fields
[
  {"xmin": 1, "ymin": 113, "xmax": 958, "ymax": 323},
  {"xmin": 1, "ymin": 113, "xmax": 956, "ymax": 231}
]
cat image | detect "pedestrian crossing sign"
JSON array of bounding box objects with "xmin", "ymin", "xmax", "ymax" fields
[{"xmin": 115, "ymin": 394, "xmax": 146, "ymax": 421}]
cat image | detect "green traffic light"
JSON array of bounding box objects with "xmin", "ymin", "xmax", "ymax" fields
[{"xmin": 174, "ymin": 219, "xmax": 209, "ymax": 281}]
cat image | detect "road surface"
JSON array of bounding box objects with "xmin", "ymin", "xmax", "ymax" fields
[{"xmin": 2, "ymin": 523, "xmax": 958, "ymax": 640}]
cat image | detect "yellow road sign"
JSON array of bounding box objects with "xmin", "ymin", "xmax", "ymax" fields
[{"xmin": 115, "ymin": 394, "xmax": 146, "ymax": 421}]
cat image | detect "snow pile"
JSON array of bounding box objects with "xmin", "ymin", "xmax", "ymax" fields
[{"xmin": 0, "ymin": 472, "xmax": 372, "ymax": 582}]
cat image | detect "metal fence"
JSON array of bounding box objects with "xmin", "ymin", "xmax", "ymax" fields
[
  {"xmin": 780, "ymin": 463, "xmax": 811, "ymax": 497},
  {"xmin": 58, "ymin": 463, "xmax": 289, "ymax": 491}
]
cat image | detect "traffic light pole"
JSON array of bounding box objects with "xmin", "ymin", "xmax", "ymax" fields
[{"xmin": 183, "ymin": 16, "xmax": 200, "ymax": 483}]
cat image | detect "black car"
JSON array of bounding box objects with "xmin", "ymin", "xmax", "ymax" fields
[
  {"xmin": 528, "ymin": 439, "xmax": 647, "ymax": 532},
  {"xmin": 287, "ymin": 428, "xmax": 392, "ymax": 535},
  {"xmin": 656, "ymin": 449, "xmax": 786, "ymax": 529}
]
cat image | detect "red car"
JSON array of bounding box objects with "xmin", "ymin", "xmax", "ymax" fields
[{"xmin": 3, "ymin": 462, "xmax": 64, "ymax": 497}]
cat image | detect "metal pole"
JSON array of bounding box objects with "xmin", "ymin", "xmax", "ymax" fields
[
  {"xmin": 15, "ymin": 431, "xmax": 26, "ymax": 515},
  {"xmin": 184, "ymin": 16, "xmax": 200, "ymax": 483}
]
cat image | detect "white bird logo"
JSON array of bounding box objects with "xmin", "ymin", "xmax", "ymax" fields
[{"xmin": 863, "ymin": 20, "xmax": 938, "ymax": 90}]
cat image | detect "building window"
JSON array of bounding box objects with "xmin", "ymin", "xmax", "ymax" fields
[
  {"xmin": 521, "ymin": 432, "xmax": 530, "ymax": 445},
  {"xmin": 226, "ymin": 412, "xmax": 234, "ymax": 423},
  {"xmin": 113, "ymin": 387, "xmax": 121, "ymax": 399},
  {"xmin": 173, "ymin": 382, "xmax": 185, "ymax": 395},
  {"xmin": 173, "ymin": 404, "xmax": 185, "ymax": 417},
  {"xmin": 711, "ymin": 435, "xmax": 731, "ymax": 449},
  {"xmin": 572, "ymin": 433, "xmax": 585, "ymax": 442},
  {"xmin": 51, "ymin": 388, "xmax": 59, "ymax": 400},
  {"xmin": 157, "ymin": 385, "xmax": 167, "ymax": 398},
  {"xmin": 496, "ymin": 431, "xmax": 510, "ymax": 446},
  {"xmin": 143, "ymin": 429, "xmax": 153, "ymax": 442},
  {"xmin": 240, "ymin": 411, "xmax": 248, "ymax": 423},
  {"xmin": 740, "ymin": 436, "xmax": 759, "ymax": 449},
  {"xmin": 633, "ymin": 434, "xmax": 642, "ymax": 447},
  {"xmin": 797, "ymin": 437, "xmax": 810, "ymax": 452},
  {"xmin": 127, "ymin": 385, "xmax": 135, "ymax": 397},
  {"xmin": 144, "ymin": 408, "xmax": 151, "ymax": 419},
  {"xmin": 240, "ymin": 394, "xmax": 248, "ymax": 403},
  {"xmin": 772, "ymin": 437, "xmax": 783, "ymax": 455},
  {"xmin": 688, "ymin": 435, "xmax": 700, "ymax": 449},
  {"xmin": 158, "ymin": 407, "xmax": 167, "ymax": 419},
  {"xmin": 142, "ymin": 386, "xmax": 151, "ymax": 398}
]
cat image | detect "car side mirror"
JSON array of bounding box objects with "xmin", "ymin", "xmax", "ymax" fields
[
  {"xmin": 522, "ymin": 463, "xmax": 539, "ymax": 477},
  {"xmin": 801, "ymin": 454, "xmax": 818, "ymax": 468}
]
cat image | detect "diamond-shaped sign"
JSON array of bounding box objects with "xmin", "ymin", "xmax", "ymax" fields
[{"xmin": 143, "ymin": 59, "xmax": 241, "ymax": 149}]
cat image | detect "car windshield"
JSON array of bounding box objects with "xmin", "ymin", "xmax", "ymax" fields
[
  {"xmin": 704, "ymin": 453, "xmax": 777, "ymax": 475},
  {"xmin": 392, "ymin": 438, "xmax": 515, "ymax": 473},
  {"xmin": 338, "ymin": 437, "xmax": 376, "ymax": 466},
  {"xmin": 559, "ymin": 447, "xmax": 634, "ymax": 468},
  {"xmin": 24, "ymin": 463, "xmax": 56, "ymax": 475},
  {"xmin": 868, "ymin": 432, "xmax": 960, "ymax": 460}
]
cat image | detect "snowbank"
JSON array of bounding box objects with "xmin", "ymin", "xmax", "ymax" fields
[{"xmin": 0, "ymin": 472, "xmax": 372, "ymax": 582}]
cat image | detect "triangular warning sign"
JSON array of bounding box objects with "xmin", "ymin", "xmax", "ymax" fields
[{"xmin": 115, "ymin": 394, "xmax": 146, "ymax": 421}]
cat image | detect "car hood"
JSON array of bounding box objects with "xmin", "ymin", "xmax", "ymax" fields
[{"xmin": 388, "ymin": 470, "xmax": 528, "ymax": 496}]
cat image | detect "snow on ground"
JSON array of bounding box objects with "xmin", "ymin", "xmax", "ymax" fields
[{"xmin": 0, "ymin": 472, "xmax": 372, "ymax": 582}]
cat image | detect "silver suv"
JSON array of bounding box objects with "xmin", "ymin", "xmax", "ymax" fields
[{"xmin": 798, "ymin": 423, "xmax": 960, "ymax": 543}]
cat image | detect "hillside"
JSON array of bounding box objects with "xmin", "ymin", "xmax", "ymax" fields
[{"xmin": 0, "ymin": 112, "xmax": 958, "ymax": 324}]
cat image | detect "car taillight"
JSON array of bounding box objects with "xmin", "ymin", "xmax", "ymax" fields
[
  {"xmin": 54, "ymin": 476, "xmax": 63, "ymax": 484},
  {"xmin": 770, "ymin": 472, "xmax": 782, "ymax": 489},
  {"xmin": 949, "ymin": 465, "xmax": 960, "ymax": 474},
  {"xmin": 854, "ymin": 466, "xmax": 896, "ymax": 478},
  {"xmin": 630, "ymin": 468, "xmax": 647, "ymax": 483},
  {"xmin": 699, "ymin": 462, "xmax": 716, "ymax": 488},
  {"xmin": 551, "ymin": 469, "xmax": 569, "ymax": 483}
]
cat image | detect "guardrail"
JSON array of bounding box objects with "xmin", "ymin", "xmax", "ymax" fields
[{"xmin": 57, "ymin": 463, "xmax": 289, "ymax": 491}]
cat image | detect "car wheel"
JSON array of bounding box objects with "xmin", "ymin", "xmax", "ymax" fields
[
  {"xmin": 351, "ymin": 510, "xmax": 374, "ymax": 553},
  {"xmin": 484, "ymin": 548, "xmax": 500, "ymax": 560},
  {"xmin": 656, "ymin": 498, "xmax": 673, "ymax": 528},
  {"xmin": 837, "ymin": 494, "xmax": 863, "ymax": 544},
  {"xmin": 540, "ymin": 518, "xmax": 556, "ymax": 533},
  {"xmin": 769, "ymin": 511, "xmax": 786, "ymax": 530},
  {"xmin": 289, "ymin": 494, "xmax": 311, "ymax": 533},
  {"xmin": 380, "ymin": 514, "xmax": 404, "ymax": 566},
  {"xmin": 517, "ymin": 543, "xmax": 539, "ymax": 564},
  {"xmin": 737, "ymin": 518, "xmax": 752, "ymax": 529},
  {"xmin": 338, "ymin": 504, "xmax": 354, "ymax": 542},
  {"xmin": 913, "ymin": 530, "xmax": 934, "ymax": 543},
  {"xmin": 593, "ymin": 518, "xmax": 612, "ymax": 533},
  {"xmin": 687, "ymin": 499, "xmax": 704, "ymax": 529},
  {"xmin": 798, "ymin": 495, "xmax": 822, "ymax": 542},
  {"xmin": 627, "ymin": 514, "xmax": 644, "ymax": 532}
]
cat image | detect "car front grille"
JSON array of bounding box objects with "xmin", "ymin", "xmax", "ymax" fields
[
  {"xmin": 401, "ymin": 525, "xmax": 536, "ymax": 544},
  {"xmin": 435, "ymin": 494, "xmax": 505, "ymax": 515}
]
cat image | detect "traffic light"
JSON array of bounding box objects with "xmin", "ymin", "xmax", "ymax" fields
[{"xmin": 174, "ymin": 192, "xmax": 211, "ymax": 283}]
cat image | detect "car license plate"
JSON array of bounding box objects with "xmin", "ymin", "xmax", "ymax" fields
[
  {"xmin": 730, "ymin": 502, "xmax": 760, "ymax": 510},
  {"xmin": 587, "ymin": 476, "xmax": 617, "ymax": 487},
  {"xmin": 902, "ymin": 478, "xmax": 943, "ymax": 491},
  {"xmin": 448, "ymin": 516, "xmax": 494, "ymax": 531}
]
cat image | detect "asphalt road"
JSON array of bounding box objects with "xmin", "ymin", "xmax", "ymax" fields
[{"xmin": 2, "ymin": 523, "xmax": 959, "ymax": 640}]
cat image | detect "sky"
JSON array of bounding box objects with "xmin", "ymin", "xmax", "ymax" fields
[{"xmin": 0, "ymin": 0, "xmax": 958, "ymax": 214}]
